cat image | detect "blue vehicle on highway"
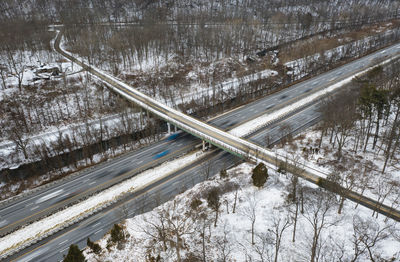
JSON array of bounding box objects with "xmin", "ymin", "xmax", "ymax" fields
[
  {"xmin": 153, "ymin": 132, "xmax": 182, "ymax": 159},
  {"xmin": 167, "ymin": 132, "xmax": 181, "ymax": 141},
  {"xmin": 153, "ymin": 150, "xmax": 170, "ymax": 159}
]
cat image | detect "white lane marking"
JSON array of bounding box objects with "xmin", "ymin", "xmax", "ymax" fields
[
  {"xmin": 95, "ymin": 229, "xmax": 103, "ymax": 235},
  {"xmin": 0, "ymin": 220, "xmax": 7, "ymax": 227},
  {"xmin": 138, "ymin": 160, "xmax": 143, "ymax": 164},
  {"xmin": 59, "ymin": 239, "xmax": 69, "ymax": 245},
  {"xmin": 83, "ymin": 178, "xmax": 90, "ymax": 183},
  {"xmin": 381, "ymin": 50, "xmax": 386, "ymax": 53},
  {"xmin": 61, "ymin": 247, "xmax": 69, "ymax": 253},
  {"xmin": 329, "ymin": 77, "xmax": 335, "ymax": 81},
  {"xmin": 35, "ymin": 189, "xmax": 64, "ymax": 204},
  {"xmin": 88, "ymin": 140, "xmax": 167, "ymax": 175},
  {"xmin": 19, "ymin": 247, "xmax": 49, "ymax": 262},
  {"xmin": 89, "ymin": 181, "xmax": 96, "ymax": 185},
  {"xmin": 30, "ymin": 205, "xmax": 40, "ymax": 211},
  {"xmin": 177, "ymin": 143, "xmax": 182, "ymax": 147},
  {"xmin": 91, "ymin": 222, "xmax": 101, "ymax": 228}
]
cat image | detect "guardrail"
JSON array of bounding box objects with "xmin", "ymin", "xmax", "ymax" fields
[{"xmin": 54, "ymin": 29, "xmax": 400, "ymax": 222}]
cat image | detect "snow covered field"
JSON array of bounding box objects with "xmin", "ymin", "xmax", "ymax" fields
[
  {"xmin": 2, "ymin": 46, "xmax": 400, "ymax": 258},
  {"xmin": 274, "ymin": 127, "xmax": 400, "ymax": 214},
  {"xmin": 0, "ymin": 151, "xmax": 208, "ymax": 259},
  {"xmin": 83, "ymin": 162, "xmax": 400, "ymax": 262}
]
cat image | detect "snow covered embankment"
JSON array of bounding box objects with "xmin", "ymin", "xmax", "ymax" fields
[
  {"xmin": 0, "ymin": 151, "xmax": 207, "ymax": 259},
  {"xmin": 230, "ymin": 52, "xmax": 400, "ymax": 138},
  {"xmin": 3, "ymin": 34, "xmax": 400, "ymax": 259}
]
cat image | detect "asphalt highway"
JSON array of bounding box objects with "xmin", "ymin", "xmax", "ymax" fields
[
  {"xmin": 11, "ymin": 101, "xmax": 322, "ymax": 262},
  {"xmin": 52, "ymin": 29, "xmax": 400, "ymax": 175},
  {"xmin": 2, "ymin": 33, "xmax": 400, "ymax": 260},
  {"xmin": 0, "ymin": 80, "xmax": 323, "ymax": 237},
  {"xmin": 2, "ymin": 33, "xmax": 386, "ymax": 236}
]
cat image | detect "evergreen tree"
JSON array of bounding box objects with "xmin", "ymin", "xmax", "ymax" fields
[
  {"xmin": 220, "ymin": 168, "xmax": 227, "ymax": 178},
  {"xmin": 110, "ymin": 224, "xmax": 125, "ymax": 243},
  {"xmin": 63, "ymin": 244, "xmax": 85, "ymax": 262},
  {"xmin": 252, "ymin": 163, "xmax": 268, "ymax": 188},
  {"xmin": 87, "ymin": 237, "xmax": 101, "ymax": 254}
]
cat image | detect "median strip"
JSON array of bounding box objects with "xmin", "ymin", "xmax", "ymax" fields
[
  {"xmin": 2, "ymin": 33, "xmax": 400, "ymax": 260},
  {"xmin": 229, "ymin": 53, "xmax": 400, "ymax": 138},
  {"xmin": 0, "ymin": 151, "xmax": 208, "ymax": 259}
]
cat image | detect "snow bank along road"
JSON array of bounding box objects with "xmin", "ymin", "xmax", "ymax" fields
[
  {"xmin": 0, "ymin": 42, "xmax": 351, "ymax": 239},
  {"xmin": 54, "ymin": 30, "xmax": 400, "ymax": 217},
  {"xmin": 9, "ymin": 103, "xmax": 321, "ymax": 262},
  {"xmin": 3, "ymin": 31, "xmax": 400, "ymax": 260},
  {"xmin": 0, "ymin": 29, "xmax": 399, "ymax": 240}
]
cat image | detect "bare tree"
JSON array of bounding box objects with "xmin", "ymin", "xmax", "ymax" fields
[
  {"xmin": 139, "ymin": 200, "xmax": 196, "ymax": 261},
  {"xmin": 252, "ymin": 232, "xmax": 272, "ymax": 262},
  {"xmin": 302, "ymin": 191, "xmax": 337, "ymax": 262},
  {"xmin": 351, "ymin": 215, "xmax": 392, "ymax": 262},
  {"xmin": 5, "ymin": 49, "xmax": 25, "ymax": 91},
  {"xmin": 241, "ymin": 192, "xmax": 258, "ymax": 245},
  {"xmin": 269, "ymin": 212, "xmax": 292, "ymax": 262},
  {"xmin": 215, "ymin": 221, "xmax": 232, "ymax": 262},
  {"xmin": 201, "ymin": 160, "xmax": 212, "ymax": 180},
  {"xmin": 9, "ymin": 126, "xmax": 30, "ymax": 159},
  {"xmin": 207, "ymin": 187, "xmax": 221, "ymax": 227}
]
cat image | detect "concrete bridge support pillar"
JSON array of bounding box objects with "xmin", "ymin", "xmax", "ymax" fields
[
  {"xmin": 167, "ymin": 122, "xmax": 171, "ymax": 134},
  {"xmin": 202, "ymin": 141, "xmax": 211, "ymax": 151}
]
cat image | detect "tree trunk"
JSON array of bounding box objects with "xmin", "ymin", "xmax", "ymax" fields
[
  {"xmin": 214, "ymin": 209, "xmax": 219, "ymax": 227},
  {"xmin": 176, "ymin": 232, "xmax": 181, "ymax": 262},
  {"xmin": 202, "ymin": 220, "xmax": 207, "ymax": 262},
  {"xmin": 364, "ymin": 115, "xmax": 372, "ymax": 152},
  {"xmin": 292, "ymin": 201, "xmax": 298, "ymax": 242},
  {"xmin": 310, "ymin": 230, "xmax": 318, "ymax": 262},
  {"xmin": 233, "ymin": 190, "xmax": 238, "ymax": 213},
  {"xmin": 338, "ymin": 196, "xmax": 345, "ymax": 214},
  {"xmin": 251, "ymin": 220, "xmax": 255, "ymax": 245}
]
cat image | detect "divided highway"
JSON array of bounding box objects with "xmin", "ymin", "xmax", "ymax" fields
[
  {"xmin": 1, "ymin": 30, "xmax": 400, "ymax": 261},
  {"xmin": 10, "ymin": 99, "xmax": 322, "ymax": 262},
  {"xmin": 3, "ymin": 33, "xmax": 398, "ymax": 237}
]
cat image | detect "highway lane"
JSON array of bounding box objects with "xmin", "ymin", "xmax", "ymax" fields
[
  {"xmin": 2, "ymin": 33, "xmax": 400, "ymax": 237},
  {"xmin": 11, "ymin": 100, "xmax": 322, "ymax": 262},
  {"xmin": 0, "ymin": 82, "xmax": 314, "ymax": 235},
  {"xmin": 10, "ymin": 50, "xmax": 400, "ymax": 260},
  {"xmin": 0, "ymin": 38, "xmax": 349, "ymax": 235},
  {"xmin": 54, "ymin": 29, "xmax": 400, "ymax": 167},
  {"xmin": 2, "ymin": 33, "xmax": 400, "ymax": 259}
]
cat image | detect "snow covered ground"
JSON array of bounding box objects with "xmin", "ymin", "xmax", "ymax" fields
[
  {"xmin": 83, "ymin": 162, "xmax": 400, "ymax": 262},
  {"xmin": 274, "ymin": 126, "xmax": 400, "ymax": 213},
  {"xmin": 3, "ymin": 44, "xmax": 399, "ymax": 257},
  {"xmin": 162, "ymin": 68, "xmax": 278, "ymax": 109},
  {"xmin": 0, "ymin": 151, "xmax": 208, "ymax": 259},
  {"xmin": 0, "ymin": 53, "xmax": 146, "ymax": 172},
  {"xmin": 285, "ymin": 27, "xmax": 400, "ymax": 80}
]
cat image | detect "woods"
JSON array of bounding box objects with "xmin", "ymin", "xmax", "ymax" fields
[{"xmin": 84, "ymin": 160, "xmax": 399, "ymax": 262}]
